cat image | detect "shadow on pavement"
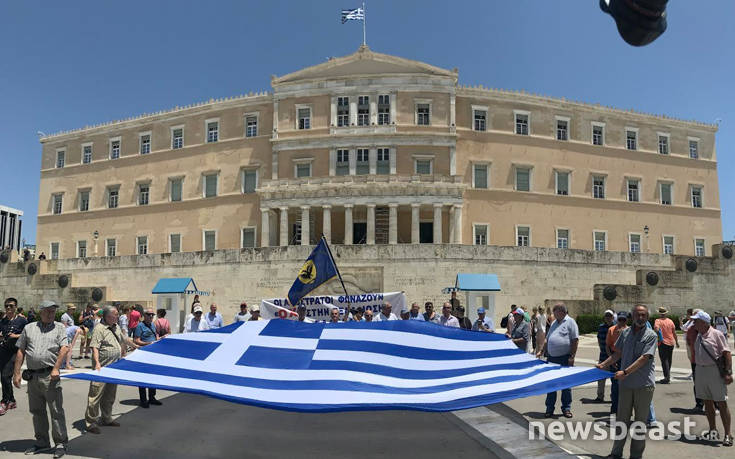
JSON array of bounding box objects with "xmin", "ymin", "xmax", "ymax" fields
[
  {"xmin": 0, "ymin": 439, "xmax": 37, "ymax": 454},
  {"xmin": 64, "ymin": 393, "xmax": 501, "ymax": 459},
  {"xmin": 579, "ymin": 397, "xmax": 607, "ymax": 405},
  {"xmin": 118, "ymin": 398, "xmax": 141, "ymax": 406},
  {"xmin": 670, "ymin": 407, "xmax": 705, "ymax": 416}
]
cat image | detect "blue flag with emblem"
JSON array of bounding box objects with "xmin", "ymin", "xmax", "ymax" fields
[{"xmin": 287, "ymin": 237, "xmax": 338, "ymax": 307}]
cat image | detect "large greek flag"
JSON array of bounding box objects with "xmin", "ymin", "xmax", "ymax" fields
[{"xmin": 66, "ymin": 320, "xmax": 610, "ymax": 412}]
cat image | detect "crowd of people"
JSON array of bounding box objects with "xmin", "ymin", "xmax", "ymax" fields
[{"xmin": 0, "ymin": 293, "xmax": 733, "ymax": 457}]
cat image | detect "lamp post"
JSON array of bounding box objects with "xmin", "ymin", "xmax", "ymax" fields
[
  {"xmin": 643, "ymin": 225, "xmax": 649, "ymax": 253},
  {"xmin": 93, "ymin": 230, "xmax": 99, "ymax": 257}
]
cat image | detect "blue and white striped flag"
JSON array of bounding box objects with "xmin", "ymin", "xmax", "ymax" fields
[
  {"xmin": 341, "ymin": 7, "xmax": 364, "ymax": 23},
  {"xmin": 66, "ymin": 320, "xmax": 609, "ymax": 412}
]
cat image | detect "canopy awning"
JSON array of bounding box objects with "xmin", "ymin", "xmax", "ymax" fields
[{"xmin": 152, "ymin": 278, "xmax": 210, "ymax": 296}]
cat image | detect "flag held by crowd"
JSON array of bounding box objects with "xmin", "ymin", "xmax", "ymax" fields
[
  {"xmin": 341, "ymin": 7, "xmax": 364, "ymax": 23},
  {"xmin": 65, "ymin": 320, "xmax": 610, "ymax": 412},
  {"xmin": 287, "ymin": 237, "xmax": 338, "ymax": 308}
]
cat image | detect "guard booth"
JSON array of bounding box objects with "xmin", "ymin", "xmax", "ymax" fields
[
  {"xmin": 443, "ymin": 273, "xmax": 501, "ymax": 326},
  {"xmin": 151, "ymin": 278, "xmax": 210, "ymax": 333}
]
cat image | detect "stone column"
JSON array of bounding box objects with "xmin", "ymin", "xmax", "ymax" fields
[
  {"xmin": 449, "ymin": 205, "xmax": 455, "ymax": 243},
  {"xmin": 369, "ymin": 97, "xmax": 377, "ymax": 125},
  {"xmin": 322, "ymin": 205, "xmax": 332, "ymax": 243},
  {"xmin": 272, "ymin": 100, "xmax": 279, "ymax": 140},
  {"xmin": 411, "ymin": 204, "xmax": 420, "ymax": 244},
  {"xmin": 366, "ymin": 204, "xmax": 375, "ymax": 245},
  {"xmin": 300, "ymin": 206, "xmax": 310, "ymax": 246},
  {"xmin": 369, "ymin": 148, "xmax": 377, "ymax": 175},
  {"xmin": 388, "ymin": 204, "xmax": 398, "ymax": 245},
  {"xmin": 433, "ymin": 204, "xmax": 442, "ymax": 244},
  {"xmin": 261, "ymin": 208, "xmax": 270, "ymax": 247},
  {"xmin": 449, "ymin": 146, "xmax": 456, "ymax": 176},
  {"xmin": 279, "ymin": 207, "xmax": 289, "ymax": 246},
  {"xmin": 349, "ymin": 99, "xmax": 357, "ymax": 126},
  {"xmin": 344, "ymin": 205, "xmax": 353, "ymax": 245},
  {"xmin": 453, "ymin": 204, "xmax": 463, "ymax": 244}
]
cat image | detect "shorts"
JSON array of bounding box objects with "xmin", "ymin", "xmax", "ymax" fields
[
  {"xmin": 695, "ymin": 364, "xmax": 728, "ymax": 402},
  {"xmin": 66, "ymin": 325, "xmax": 79, "ymax": 341}
]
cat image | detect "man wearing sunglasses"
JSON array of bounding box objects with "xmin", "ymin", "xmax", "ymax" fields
[{"xmin": 133, "ymin": 308, "xmax": 161, "ymax": 408}]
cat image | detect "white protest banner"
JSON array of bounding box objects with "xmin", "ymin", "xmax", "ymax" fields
[{"xmin": 260, "ymin": 291, "xmax": 407, "ymax": 322}]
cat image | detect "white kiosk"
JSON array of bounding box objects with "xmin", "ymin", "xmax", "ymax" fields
[
  {"xmin": 443, "ymin": 273, "xmax": 501, "ymax": 326},
  {"xmin": 151, "ymin": 278, "xmax": 210, "ymax": 333}
]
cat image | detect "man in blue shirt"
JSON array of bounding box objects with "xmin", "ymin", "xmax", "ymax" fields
[
  {"xmin": 472, "ymin": 307, "xmax": 495, "ymax": 332},
  {"xmin": 205, "ymin": 303, "xmax": 223, "ymax": 329},
  {"xmin": 408, "ymin": 303, "xmax": 425, "ymax": 321},
  {"xmin": 133, "ymin": 308, "xmax": 160, "ymax": 408},
  {"xmin": 595, "ymin": 310, "xmax": 615, "ymax": 402}
]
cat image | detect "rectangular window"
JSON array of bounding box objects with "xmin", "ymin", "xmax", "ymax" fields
[
  {"xmin": 516, "ymin": 226, "xmax": 530, "ymax": 247},
  {"xmin": 473, "ymin": 109, "xmax": 487, "ymax": 131},
  {"xmin": 663, "ymin": 236, "xmax": 674, "ymax": 255},
  {"xmin": 378, "ymin": 95, "xmax": 390, "ymax": 125},
  {"xmin": 658, "ymin": 134, "xmax": 669, "ymax": 155},
  {"xmin": 108, "ymin": 188, "xmax": 119, "ymax": 209},
  {"xmin": 242, "ymin": 169, "xmax": 257, "ymax": 193},
  {"xmin": 172, "ymin": 128, "xmax": 184, "ymax": 149},
  {"xmin": 337, "ymin": 97, "xmax": 349, "ymax": 127},
  {"xmin": 53, "ymin": 194, "xmax": 63, "ymax": 215},
  {"xmin": 106, "ymin": 239, "xmax": 116, "ymax": 257},
  {"xmin": 689, "ymin": 140, "xmax": 699, "ymax": 159},
  {"xmin": 416, "ymin": 104, "xmax": 430, "ymax": 125},
  {"xmin": 556, "ymin": 119, "xmax": 568, "ymax": 141},
  {"xmin": 79, "ymin": 191, "xmax": 90, "ymax": 212},
  {"xmin": 170, "ymin": 178, "xmax": 183, "ymax": 202},
  {"xmin": 245, "ymin": 116, "xmax": 258, "ymax": 137},
  {"xmin": 557, "ymin": 229, "xmax": 569, "ymax": 249},
  {"xmin": 515, "ymin": 167, "xmax": 530, "ymax": 191},
  {"xmin": 474, "ymin": 224, "xmax": 488, "ymax": 245},
  {"xmin": 593, "ymin": 176, "xmax": 606, "ymax": 199},
  {"xmin": 50, "ymin": 242, "xmax": 59, "ymax": 260},
  {"xmin": 629, "ymin": 234, "xmax": 641, "ymax": 253},
  {"xmin": 204, "ymin": 174, "xmax": 218, "ymax": 197},
  {"xmin": 138, "ymin": 184, "xmax": 150, "ymax": 205},
  {"xmin": 82, "ymin": 145, "xmax": 93, "ymax": 164},
  {"xmin": 415, "ymin": 159, "xmax": 432, "ymax": 175},
  {"xmin": 473, "ymin": 164, "xmax": 488, "ymax": 189},
  {"xmin": 336, "ymin": 150, "xmax": 349, "ymax": 176},
  {"xmin": 298, "ymin": 108, "xmax": 311, "ymax": 130},
  {"xmin": 204, "ymin": 231, "xmax": 216, "ymax": 251},
  {"xmin": 56, "ymin": 150, "xmax": 65, "ymax": 168},
  {"xmin": 626, "ymin": 130, "xmax": 637, "ymax": 150},
  {"xmin": 660, "ymin": 183, "xmax": 672, "ymax": 205},
  {"xmin": 110, "ymin": 139, "xmax": 120, "ymax": 159},
  {"xmin": 627, "ymin": 179, "xmax": 640, "ymax": 202},
  {"xmin": 140, "ymin": 134, "xmax": 151, "ymax": 154},
  {"xmin": 592, "ymin": 124, "xmax": 604, "ymax": 145},
  {"xmin": 515, "ymin": 113, "xmax": 529, "ymax": 135},
  {"xmin": 691, "ymin": 186, "xmax": 702, "ymax": 208},
  {"xmin": 594, "ymin": 231, "xmax": 607, "ymax": 251},
  {"xmin": 77, "ymin": 240, "xmax": 87, "ymax": 258},
  {"xmin": 242, "ymin": 228, "xmax": 256, "ymax": 248},
  {"xmin": 356, "ymin": 149, "xmax": 369, "ymax": 175},
  {"xmin": 357, "ymin": 96, "xmax": 369, "ymax": 126},
  {"xmin": 170, "ymin": 234, "xmax": 181, "ymax": 253},
  {"xmin": 137, "ymin": 236, "xmax": 148, "ymax": 255},
  {"xmin": 555, "ymin": 171, "xmax": 569, "ymax": 195},
  {"xmin": 207, "ymin": 121, "xmax": 219, "ymax": 143},
  {"xmin": 296, "ymin": 162, "xmax": 312, "ymax": 178},
  {"xmin": 695, "ymin": 238, "xmax": 705, "ymax": 256},
  {"xmin": 376, "ymin": 148, "xmax": 390, "ymax": 175}
]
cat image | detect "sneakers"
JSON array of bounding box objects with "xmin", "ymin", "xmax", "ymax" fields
[{"xmin": 53, "ymin": 444, "xmax": 66, "ymax": 458}]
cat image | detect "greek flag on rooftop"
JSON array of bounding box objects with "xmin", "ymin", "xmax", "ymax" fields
[
  {"xmin": 66, "ymin": 320, "xmax": 610, "ymax": 412},
  {"xmin": 341, "ymin": 7, "xmax": 364, "ymax": 23}
]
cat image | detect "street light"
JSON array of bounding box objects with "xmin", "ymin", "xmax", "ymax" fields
[
  {"xmin": 93, "ymin": 230, "xmax": 99, "ymax": 256},
  {"xmin": 643, "ymin": 225, "xmax": 650, "ymax": 252}
]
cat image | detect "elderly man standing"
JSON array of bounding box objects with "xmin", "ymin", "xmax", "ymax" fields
[
  {"xmin": 507, "ymin": 308, "xmax": 530, "ymax": 350},
  {"xmin": 597, "ymin": 304, "xmax": 658, "ymax": 459},
  {"xmin": 691, "ymin": 310, "xmax": 732, "ymax": 447},
  {"xmin": 654, "ymin": 306, "xmax": 679, "ymax": 384},
  {"xmin": 133, "ymin": 308, "xmax": 161, "ymax": 408},
  {"xmin": 12, "ymin": 301, "xmax": 69, "ymax": 458},
  {"xmin": 439, "ymin": 303, "xmax": 459, "ymax": 328},
  {"xmin": 205, "ymin": 303, "xmax": 223, "ymax": 329},
  {"xmin": 408, "ymin": 303, "xmax": 425, "ymax": 321},
  {"xmin": 85, "ymin": 306, "xmax": 125, "ymax": 434},
  {"xmin": 376, "ymin": 302, "xmax": 398, "ymax": 321},
  {"xmin": 542, "ymin": 303, "xmax": 579, "ymax": 418}
]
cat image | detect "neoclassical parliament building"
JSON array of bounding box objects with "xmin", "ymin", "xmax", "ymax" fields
[{"xmin": 37, "ymin": 46, "xmax": 722, "ymax": 260}]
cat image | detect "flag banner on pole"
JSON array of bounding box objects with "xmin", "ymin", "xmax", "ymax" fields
[
  {"xmin": 287, "ymin": 238, "xmax": 338, "ymax": 308},
  {"xmin": 341, "ymin": 7, "xmax": 364, "ymax": 23},
  {"xmin": 65, "ymin": 320, "xmax": 611, "ymax": 413},
  {"xmin": 261, "ymin": 291, "xmax": 407, "ymax": 321}
]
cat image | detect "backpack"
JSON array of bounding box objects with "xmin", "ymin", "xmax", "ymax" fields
[{"xmin": 500, "ymin": 315, "xmax": 509, "ymax": 329}]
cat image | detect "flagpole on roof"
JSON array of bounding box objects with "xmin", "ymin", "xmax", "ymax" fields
[
  {"xmin": 321, "ymin": 234, "xmax": 352, "ymax": 309},
  {"xmin": 362, "ymin": 2, "xmax": 366, "ymax": 46}
]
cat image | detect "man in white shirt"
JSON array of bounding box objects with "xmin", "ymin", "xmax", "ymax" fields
[
  {"xmin": 233, "ymin": 302, "xmax": 250, "ymax": 323},
  {"xmin": 205, "ymin": 304, "xmax": 223, "ymax": 329},
  {"xmin": 375, "ymin": 302, "xmax": 398, "ymax": 321},
  {"xmin": 439, "ymin": 302, "xmax": 459, "ymax": 328},
  {"xmin": 184, "ymin": 305, "xmax": 210, "ymax": 333}
]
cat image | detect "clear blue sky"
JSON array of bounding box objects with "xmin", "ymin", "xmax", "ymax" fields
[{"xmin": 1, "ymin": 1, "xmax": 732, "ymax": 244}]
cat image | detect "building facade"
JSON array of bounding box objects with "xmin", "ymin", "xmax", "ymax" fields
[
  {"xmin": 37, "ymin": 46, "xmax": 721, "ymax": 259},
  {"xmin": 0, "ymin": 205, "xmax": 23, "ymax": 251}
]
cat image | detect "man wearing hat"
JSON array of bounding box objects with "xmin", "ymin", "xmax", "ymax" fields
[
  {"xmin": 654, "ymin": 306, "xmax": 679, "ymax": 384},
  {"xmin": 12, "ymin": 300, "xmax": 69, "ymax": 458},
  {"xmin": 472, "ymin": 307, "xmax": 495, "ymax": 333},
  {"xmin": 248, "ymin": 304, "xmax": 263, "ymax": 321},
  {"xmin": 507, "ymin": 308, "xmax": 530, "ymax": 351},
  {"xmin": 184, "ymin": 304, "xmax": 210, "ymax": 332}
]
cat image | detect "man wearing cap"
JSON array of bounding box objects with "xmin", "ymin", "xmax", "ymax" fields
[
  {"xmin": 606, "ymin": 311, "xmax": 629, "ymax": 415},
  {"xmin": 248, "ymin": 304, "xmax": 263, "ymax": 321},
  {"xmin": 691, "ymin": 310, "xmax": 732, "ymax": 447},
  {"xmin": 185, "ymin": 305, "xmax": 210, "ymax": 332},
  {"xmin": 597, "ymin": 304, "xmax": 658, "ymax": 459},
  {"xmin": 472, "ymin": 308, "xmax": 495, "ymax": 333},
  {"xmin": 654, "ymin": 306, "xmax": 679, "ymax": 384},
  {"xmin": 594, "ymin": 310, "xmax": 616, "ymax": 402},
  {"xmin": 1, "ymin": 297, "xmax": 27, "ymax": 415},
  {"xmin": 686, "ymin": 309, "xmax": 704, "ymax": 412},
  {"xmin": 439, "ymin": 302, "xmax": 459, "ymax": 328},
  {"xmin": 234, "ymin": 302, "xmax": 251, "ymax": 323},
  {"xmin": 507, "ymin": 308, "xmax": 530, "ymax": 350},
  {"xmin": 133, "ymin": 308, "xmax": 162, "ymax": 408},
  {"xmin": 541, "ymin": 303, "xmax": 579, "ymax": 418},
  {"xmin": 12, "ymin": 300, "xmax": 69, "ymax": 457}
]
